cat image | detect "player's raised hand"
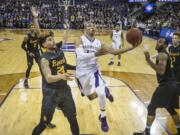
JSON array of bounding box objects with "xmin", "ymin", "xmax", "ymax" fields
[
  {"xmin": 95, "ymin": 45, "xmax": 108, "ymax": 57},
  {"xmin": 31, "ymin": 6, "xmax": 39, "ymax": 18}
]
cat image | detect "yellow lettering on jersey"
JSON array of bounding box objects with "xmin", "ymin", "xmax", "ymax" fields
[
  {"xmin": 52, "ymin": 60, "xmax": 57, "ymax": 67},
  {"xmin": 52, "ymin": 58, "xmax": 65, "ymax": 67}
]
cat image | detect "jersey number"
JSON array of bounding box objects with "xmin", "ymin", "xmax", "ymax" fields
[{"xmin": 57, "ymin": 66, "xmax": 65, "ymax": 74}]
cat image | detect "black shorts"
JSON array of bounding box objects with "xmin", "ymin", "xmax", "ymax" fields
[
  {"xmin": 173, "ymin": 67, "xmax": 180, "ymax": 83},
  {"xmin": 26, "ymin": 52, "xmax": 41, "ymax": 66},
  {"xmin": 42, "ymin": 85, "xmax": 76, "ymax": 118},
  {"xmin": 150, "ymin": 81, "xmax": 179, "ymax": 109}
]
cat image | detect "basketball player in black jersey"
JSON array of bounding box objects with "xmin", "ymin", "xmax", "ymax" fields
[
  {"xmin": 168, "ymin": 32, "xmax": 180, "ymax": 88},
  {"xmin": 133, "ymin": 38, "xmax": 180, "ymax": 135},
  {"xmin": 32, "ymin": 33, "xmax": 79, "ymax": 135},
  {"xmin": 21, "ymin": 23, "xmax": 41, "ymax": 88},
  {"xmin": 31, "ymin": 7, "xmax": 79, "ymax": 135},
  {"xmin": 32, "ymin": 34, "xmax": 79, "ymax": 135}
]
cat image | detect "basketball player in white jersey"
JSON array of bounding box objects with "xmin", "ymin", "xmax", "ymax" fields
[
  {"xmin": 75, "ymin": 22, "xmax": 139, "ymax": 132},
  {"xmin": 108, "ymin": 24, "xmax": 124, "ymax": 66}
]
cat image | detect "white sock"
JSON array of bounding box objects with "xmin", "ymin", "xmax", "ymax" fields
[
  {"xmin": 146, "ymin": 125, "xmax": 151, "ymax": 129},
  {"xmin": 101, "ymin": 110, "xmax": 106, "ymax": 118}
]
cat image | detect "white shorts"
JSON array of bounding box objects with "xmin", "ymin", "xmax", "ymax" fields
[
  {"xmin": 112, "ymin": 42, "xmax": 122, "ymax": 49},
  {"xmin": 76, "ymin": 70, "xmax": 106, "ymax": 96}
]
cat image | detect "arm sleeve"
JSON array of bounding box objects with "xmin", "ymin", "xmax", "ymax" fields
[{"xmin": 66, "ymin": 64, "xmax": 76, "ymax": 70}]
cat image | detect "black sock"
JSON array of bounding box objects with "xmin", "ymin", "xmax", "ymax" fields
[
  {"xmin": 177, "ymin": 127, "xmax": 180, "ymax": 134},
  {"xmin": 145, "ymin": 126, "xmax": 150, "ymax": 135},
  {"xmin": 32, "ymin": 122, "xmax": 46, "ymax": 135}
]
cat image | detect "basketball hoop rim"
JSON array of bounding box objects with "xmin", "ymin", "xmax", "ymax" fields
[{"xmin": 58, "ymin": 0, "xmax": 74, "ymax": 7}]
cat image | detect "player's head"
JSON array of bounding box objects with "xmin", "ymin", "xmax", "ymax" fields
[
  {"xmin": 155, "ymin": 38, "xmax": 168, "ymax": 52},
  {"xmin": 40, "ymin": 34, "xmax": 56, "ymax": 50},
  {"xmin": 29, "ymin": 23, "xmax": 36, "ymax": 33},
  {"xmin": 115, "ymin": 24, "xmax": 120, "ymax": 31},
  {"xmin": 173, "ymin": 32, "xmax": 180, "ymax": 46},
  {"xmin": 84, "ymin": 22, "xmax": 96, "ymax": 37},
  {"xmin": 49, "ymin": 31, "xmax": 54, "ymax": 37}
]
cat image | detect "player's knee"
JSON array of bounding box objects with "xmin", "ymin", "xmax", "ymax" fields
[
  {"xmin": 87, "ymin": 92, "xmax": 97, "ymax": 100},
  {"xmin": 65, "ymin": 111, "xmax": 77, "ymax": 122},
  {"xmin": 96, "ymin": 86, "xmax": 106, "ymax": 97},
  {"xmin": 147, "ymin": 104, "xmax": 156, "ymax": 116}
]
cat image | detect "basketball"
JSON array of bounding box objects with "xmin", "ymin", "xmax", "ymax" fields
[{"xmin": 126, "ymin": 28, "xmax": 142, "ymax": 46}]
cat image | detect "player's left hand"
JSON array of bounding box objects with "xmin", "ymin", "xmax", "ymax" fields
[
  {"xmin": 95, "ymin": 47, "xmax": 108, "ymax": 56},
  {"xmin": 95, "ymin": 44, "xmax": 108, "ymax": 56}
]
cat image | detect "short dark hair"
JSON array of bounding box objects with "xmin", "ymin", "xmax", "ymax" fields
[
  {"xmin": 39, "ymin": 34, "xmax": 52, "ymax": 46},
  {"xmin": 158, "ymin": 38, "xmax": 168, "ymax": 46},
  {"xmin": 173, "ymin": 31, "xmax": 180, "ymax": 37},
  {"xmin": 49, "ymin": 31, "xmax": 54, "ymax": 36}
]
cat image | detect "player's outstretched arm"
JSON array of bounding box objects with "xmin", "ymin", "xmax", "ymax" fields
[
  {"xmin": 62, "ymin": 28, "xmax": 69, "ymax": 43},
  {"xmin": 102, "ymin": 42, "xmax": 138, "ymax": 55},
  {"xmin": 144, "ymin": 51, "xmax": 167, "ymax": 75},
  {"xmin": 31, "ymin": 6, "xmax": 41, "ymax": 35}
]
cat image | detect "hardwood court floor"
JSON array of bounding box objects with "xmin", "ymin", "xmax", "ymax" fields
[
  {"xmin": 0, "ymin": 30, "xmax": 179, "ymax": 135},
  {"xmin": 0, "ymin": 76, "xmax": 168, "ymax": 135}
]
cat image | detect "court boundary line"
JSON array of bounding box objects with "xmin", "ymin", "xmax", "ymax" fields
[{"xmin": 0, "ymin": 83, "xmax": 17, "ymax": 107}]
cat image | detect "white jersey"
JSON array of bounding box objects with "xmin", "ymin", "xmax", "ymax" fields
[
  {"xmin": 76, "ymin": 35, "xmax": 102, "ymax": 77},
  {"xmin": 112, "ymin": 30, "xmax": 122, "ymax": 45}
]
